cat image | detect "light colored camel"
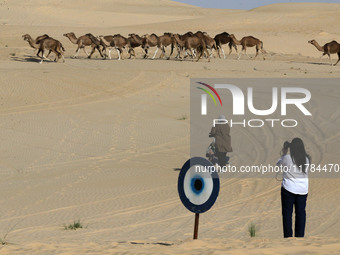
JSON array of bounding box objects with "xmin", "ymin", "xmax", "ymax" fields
[
  {"xmin": 214, "ymin": 32, "xmax": 238, "ymax": 59},
  {"xmin": 229, "ymin": 34, "xmax": 265, "ymax": 60},
  {"xmin": 172, "ymin": 34, "xmax": 209, "ymax": 62},
  {"xmin": 308, "ymin": 39, "xmax": 340, "ymax": 66},
  {"xmin": 63, "ymin": 32, "xmax": 104, "ymax": 58}
]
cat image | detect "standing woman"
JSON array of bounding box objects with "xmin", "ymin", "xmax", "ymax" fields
[
  {"xmin": 209, "ymin": 114, "xmax": 232, "ymax": 167},
  {"xmin": 277, "ymin": 138, "xmax": 310, "ymax": 238}
]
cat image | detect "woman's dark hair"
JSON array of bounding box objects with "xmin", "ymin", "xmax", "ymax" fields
[{"xmin": 289, "ymin": 138, "xmax": 310, "ymax": 173}]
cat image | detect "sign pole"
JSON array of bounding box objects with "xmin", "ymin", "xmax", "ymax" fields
[{"xmin": 193, "ymin": 213, "xmax": 199, "ymax": 239}]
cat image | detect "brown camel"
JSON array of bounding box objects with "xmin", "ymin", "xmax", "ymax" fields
[
  {"xmin": 199, "ymin": 32, "xmax": 217, "ymax": 57},
  {"xmin": 172, "ymin": 34, "xmax": 209, "ymax": 62},
  {"xmin": 308, "ymin": 39, "xmax": 340, "ymax": 66},
  {"xmin": 98, "ymin": 35, "xmax": 115, "ymax": 60},
  {"xmin": 127, "ymin": 33, "xmax": 147, "ymax": 59},
  {"xmin": 99, "ymin": 34, "xmax": 129, "ymax": 60},
  {"xmin": 143, "ymin": 33, "xmax": 159, "ymax": 59},
  {"xmin": 229, "ymin": 34, "xmax": 265, "ymax": 60},
  {"xmin": 214, "ymin": 32, "xmax": 238, "ymax": 59},
  {"xmin": 152, "ymin": 33, "xmax": 175, "ymax": 60},
  {"xmin": 22, "ymin": 34, "xmax": 50, "ymax": 58},
  {"xmin": 173, "ymin": 32, "xmax": 194, "ymax": 59},
  {"xmin": 37, "ymin": 37, "xmax": 65, "ymax": 63},
  {"xmin": 63, "ymin": 32, "xmax": 104, "ymax": 59}
]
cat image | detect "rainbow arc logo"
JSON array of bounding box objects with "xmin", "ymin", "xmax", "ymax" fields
[{"xmin": 196, "ymin": 82, "xmax": 222, "ymax": 115}]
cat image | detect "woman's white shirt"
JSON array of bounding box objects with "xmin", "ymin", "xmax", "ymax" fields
[{"xmin": 277, "ymin": 154, "xmax": 309, "ymax": 195}]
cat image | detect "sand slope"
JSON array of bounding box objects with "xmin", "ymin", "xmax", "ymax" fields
[{"xmin": 0, "ymin": 0, "xmax": 340, "ymax": 254}]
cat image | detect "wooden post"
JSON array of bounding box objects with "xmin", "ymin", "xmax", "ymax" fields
[{"xmin": 193, "ymin": 213, "xmax": 199, "ymax": 239}]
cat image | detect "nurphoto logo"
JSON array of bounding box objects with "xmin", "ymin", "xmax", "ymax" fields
[{"xmin": 197, "ymin": 82, "xmax": 312, "ymax": 128}]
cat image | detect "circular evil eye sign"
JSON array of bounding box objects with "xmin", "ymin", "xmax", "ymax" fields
[{"xmin": 178, "ymin": 157, "xmax": 220, "ymax": 214}]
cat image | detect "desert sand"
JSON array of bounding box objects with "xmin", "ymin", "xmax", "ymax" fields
[{"xmin": 0, "ymin": 0, "xmax": 340, "ymax": 254}]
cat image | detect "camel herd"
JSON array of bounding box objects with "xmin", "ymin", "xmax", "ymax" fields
[{"xmin": 22, "ymin": 31, "xmax": 340, "ymax": 65}]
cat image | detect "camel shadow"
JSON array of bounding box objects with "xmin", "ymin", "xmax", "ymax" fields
[
  {"xmin": 10, "ymin": 55, "xmax": 46, "ymax": 63},
  {"xmin": 306, "ymin": 61, "xmax": 333, "ymax": 66}
]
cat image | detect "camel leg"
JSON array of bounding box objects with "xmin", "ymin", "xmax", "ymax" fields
[
  {"xmin": 319, "ymin": 53, "xmax": 326, "ymax": 62},
  {"xmin": 216, "ymin": 46, "xmax": 221, "ymax": 58},
  {"xmin": 37, "ymin": 49, "xmax": 52, "ymax": 61},
  {"xmin": 39, "ymin": 49, "xmax": 50, "ymax": 64},
  {"xmin": 116, "ymin": 48, "xmax": 121, "ymax": 60},
  {"xmin": 206, "ymin": 49, "xmax": 210, "ymax": 62},
  {"xmin": 45, "ymin": 50, "xmax": 52, "ymax": 60},
  {"xmin": 175, "ymin": 46, "xmax": 181, "ymax": 59},
  {"xmin": 334, "ymin": 53, "xmax": 340, "ymax": 66},
  {"xmin": 168, "ymin": 44, "xmax": 174, "ymax": 60},
  {"xmin": 191, "ymin": 49, "xmax": 196, "ymax": 62},
  {"xmin": 254, "ymin": 48, "xmax": 259, "ymax": 60},
  {"xmin": 232, "ymin": 44, "xmax": 239, "ymax": 58},
  {"xmin": 328, "ymin": 54, "xmax": 333, "ymax": 66},
  {"xmin": 60, "ymin": 52, "xmax": 65, "ymax": 63},
  {"xmin": 74, "ymin": 47, "xmax": 81, "ymax": 58},
  {"xmin": 261, "ymin": 49, "xmax": 266, "ymax": 60},
  {"xmin": 221, "ymin": 46, "xmax": 226, "ymax": 59},
  {"xmin": 152, "ymin": 47, "xmax": 159, "ymax": 59},
  {"xmin": 244, "ymin": 48, "xmax": 251, "ymax": 59},
  {"xmin": 51, "ymin": 50, "xmax": 60, "ymax": 63},
  {"xmin": 88, "ymin": 45, "xmax": 96, "ymax": 59},
  {"xmin": 143, "ymin": 47, "xmax": 149, "ymax": 58},
  {"xmin": 108, "ymin": 48, "xmax": 113, "ymax": 60},
  {"xmin": 236, "ymin": 47, "xmax": 242, "ymax": 60},
  {"xmin": 83, "ymin": 47, "xmax": 90, "ymax": 57},
  {"xmin": 159, "ymin": 46, "xmax": 165, "ymax": 59},
  {"xmin": 162, "ymin": 46, "xmax": 168, "ymax": 59},
  {"xmin": 97, "ymin": 46, "xmax": 105, "ymax": 59}
]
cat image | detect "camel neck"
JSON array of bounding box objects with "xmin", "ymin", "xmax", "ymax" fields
[
  {"xmin": 313, "ymin": 42, "xmax": 324, "ymax": 52},
  {"xmin": 232, "ymin": 37, "xmax": 241, "ymax": 45},
  {"xmin": 28, "ymin": 38, "xmax": 39, "ymax": 49},
  {"xmin": 68, "ymin": 35, "xmax": 78, "ymax": 44}
]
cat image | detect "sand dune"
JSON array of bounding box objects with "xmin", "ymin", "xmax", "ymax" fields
[{"xmin": 0, "ymin": 0, "xmax": 340, "ymax": 254}]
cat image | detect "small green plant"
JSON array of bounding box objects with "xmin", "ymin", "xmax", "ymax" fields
[
  {"xmin": 248, "ymin": 223, "xmax": 256, "ymax": 237},
  {"xmin": 64, "ymin": 219, "xmax": 83, "ymax": 230},
  {"xmin": 0, "ymin": 236, "xmax": 8, "ymax": 245},
  {"xmin": 177, "ymin": 115, "xmax": 187, "ymax": 120},
  {"xmin": 10, "ymin": 53, "xmax": 15, "ymax": 56}
]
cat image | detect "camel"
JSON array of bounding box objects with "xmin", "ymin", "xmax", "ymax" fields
[
  {"xmin": 152, "ymin": 33, "xmax": 175, "ymax": 60},
  {"xmin": 172, "ymin": 34, "xmax": 209, "ymax": 62},
  {"xmin": 37, "ymin": 37, "xmax": 65, "ymax": 63},
  {"xmin": 143, "ymin": 33, "xmax": 159, "ymax": 59},
  {"xmin": 173, "ymin": 32, "xmax": 194, "ymax": 59},
  {"xmin": 99, "ymin": 34, "xmax": 129, "ymax": 60},
  {"xmin": 98, "ymin": 35, "xmax": 115, "ymax": 60},
  {"xmin": 229, "ymin": 34, "xmax": 265, "ymax": 60},
  {"xmin": 195, "ymin": 31, "xmax": 217, "ymax": 57},
  {"xmin": 22, "ymin": 34, "xmax": 50, "ymax": 58},
  {"xmin": 127, "ymin": 33, "xmax": 147, "ymax": 59},
  {"xmin": 308, "ymin": 39, "xmax": 340, "ymax": 66},
  {"xmin": 214, "ymin": 32, "xmax": 238, "ymax": 59},
  {"xmin": 63, "ymin": 32, "xmax": 104, "ymax": 59}
]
